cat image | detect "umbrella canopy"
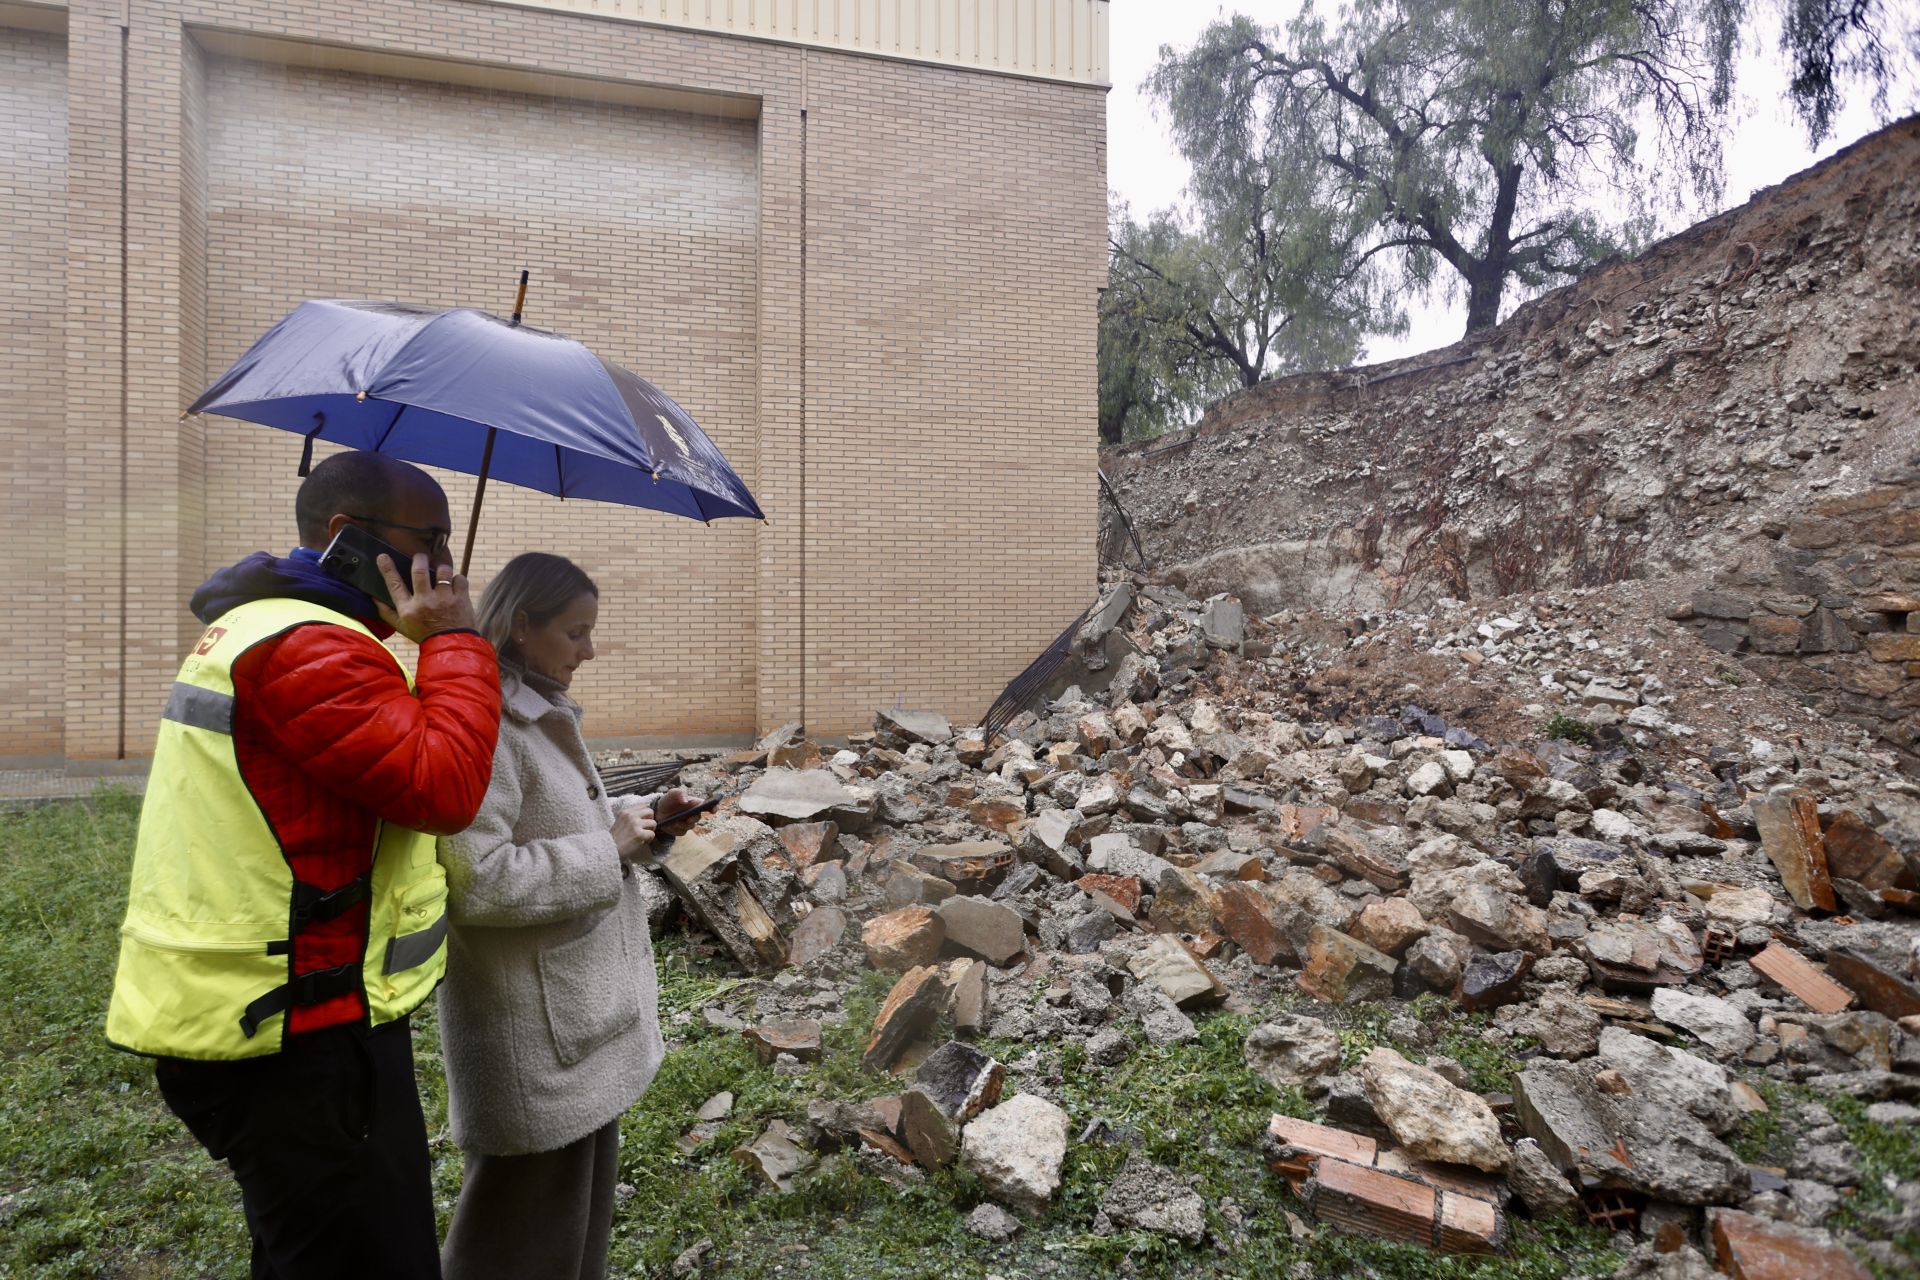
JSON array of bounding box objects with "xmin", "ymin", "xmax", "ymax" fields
[{"xmin": 188, "ymin": 296, "xmax": 763, "ymax": 568}]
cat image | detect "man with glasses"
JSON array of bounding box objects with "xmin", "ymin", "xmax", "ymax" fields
[{"xmin": 108, "ymin": 450, "xmax": 501, "ymax": 1278}]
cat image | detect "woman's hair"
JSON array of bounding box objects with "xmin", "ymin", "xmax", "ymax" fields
[{"xmin": 476, "ymin": 552, "xmax": 599, "ymax": 660}]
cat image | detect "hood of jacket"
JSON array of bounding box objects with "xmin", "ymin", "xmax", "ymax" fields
[{"xmin": 189, "ymin": 548, "xmax": 393, "ymax": 638}]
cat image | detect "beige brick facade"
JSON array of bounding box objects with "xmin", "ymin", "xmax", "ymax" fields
[{"xmin": 1, "ymin": 0, "xmax": 1105, "ymax": 761}]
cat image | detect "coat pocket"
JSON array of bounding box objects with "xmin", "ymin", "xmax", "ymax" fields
[{"xmin": 536, "ymin": 908, "xmax": 643, "ymax": 1068}]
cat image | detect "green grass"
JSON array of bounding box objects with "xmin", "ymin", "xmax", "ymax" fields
[
  {"xmin": 1540, "ymin": 715, "xmax": 1594, "ymax": 746},
  {"xmin": 3, "ymin": 791, "xmax": 1627, "ymax": 1279}
]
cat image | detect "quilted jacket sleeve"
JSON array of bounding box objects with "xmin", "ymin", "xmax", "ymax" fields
[
  {"xmin": 438, "ymin": 731, "xmax": 625, "ymax": 929},
  {"xmin": 241, "ymin": 625, "xmax": 502, "ymax": 836}
]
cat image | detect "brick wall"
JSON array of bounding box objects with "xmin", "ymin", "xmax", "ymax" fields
[
  {"xmin": 1, "ymin": 26, "xmax": 67, "ymax": 759},
  {"xmin": 198, "ymin": 55, "xmax": 763, "ymax": 736},
  {"xmin": 5, "ymin": 0, "xmax": 1104, "ymax": 760}
]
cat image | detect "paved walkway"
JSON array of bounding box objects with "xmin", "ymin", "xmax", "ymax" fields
[{"xmin": 0, "ymin": 766, "xmax": 148, "ymax": 806}]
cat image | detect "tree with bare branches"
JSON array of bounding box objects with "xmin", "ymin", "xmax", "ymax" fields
[{"xmin": 1153, "ymin": 1, "xmax": 1747, "ymax": 337}]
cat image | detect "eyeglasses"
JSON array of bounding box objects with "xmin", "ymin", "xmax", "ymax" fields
[{"xmin": 344, "ymin": 514, "xmax": 453, "ymax": 561}]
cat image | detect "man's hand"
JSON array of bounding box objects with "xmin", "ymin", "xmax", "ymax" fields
[
  {"xmin": 375, "ymin": 553, "xmax": 478, "ymax": 643},
  {"xmin": 612, "ymin": 804, "xmax": 657, "ymax": 862}
]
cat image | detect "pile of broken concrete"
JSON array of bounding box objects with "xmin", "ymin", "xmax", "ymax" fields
[{"xmin": 620, "ymin": 577, "xmax": 1920, "ymax": 1277}]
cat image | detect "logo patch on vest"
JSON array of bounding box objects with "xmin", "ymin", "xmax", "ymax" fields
[{"xmin": 194, "ymin": 626, "xmax": 228, "ymax": 656}]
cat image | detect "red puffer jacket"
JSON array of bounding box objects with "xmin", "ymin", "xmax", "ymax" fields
[{"xmin": 231, "ymin": 623, "xmax": 500, "ymax": 1035}]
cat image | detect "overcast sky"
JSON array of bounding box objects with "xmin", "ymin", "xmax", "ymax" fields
[{"xmin": 1107, "ymin": 2, "xmax": 1919, "ymax": 363}]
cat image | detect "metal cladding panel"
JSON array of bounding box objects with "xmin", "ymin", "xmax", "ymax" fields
[{"xmin": 485, "ymin": 0, "xmax": 1111, "ymax": 84}]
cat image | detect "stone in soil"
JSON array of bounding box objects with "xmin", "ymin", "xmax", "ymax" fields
[
  {"xmin": 1651, "ymin": 988, "xmax": 1756, "ymax": 1057},
  {"xmin": 914, "ymin": 1041, "xmax": 1006, "ymax": 1125},
  {"xmin": 1149, "ymin": 867, "xmax": 1218, "ymax": 935},
  {"xmin": 1507, "ymin": 1138, "xmax": 1579, "ymax": 1219},
  {"xmin": 1127, "ymin": 934, "xmax": 1226, "ymax": 1007},
  {"xmin": 739, "ymin": 769, "xmax": 867, "ymax": 824},
  {"xmin": 886, "ymin": 863, "xmax": 958, "ymax": 908},
  {"xmin": 777, "ymin": 820, "xmax": 839, "ymax": 871},
  {"xmin": 865, "ymin": 965, "xmax": 947, "ymax": 1071},
  {"xmin": 733, "ymin": 1119, "xmax": 815, "ymax": 1192},
  {"xmin": 936, "ymin": 895, "xmax": 1027, "ymax": 965},
  {"xmin": 1357, "ymin": 1047, "xmax": 1508, "ymax": 1172},
  {"xmin": 743, "ymin": 1019, "xmax": 822, "ymax": 1065},
  {"xmin": 786, "ymin": 905, "xmax": 848, "ymax": 967},
  {"xmin": 1513, "ymin": 1053, "xmax": 1745, "ymax": 1204},
  {"xmin": 941, "ymin": 957, "xmax": 990, "ymax": 1035},
  {"xmin": 876, "ymin": 707, "xmax": 953, "ymax": 745},
  {"xmin": 1823, "ymin": 947, "xmax": 1920, "ymax": 1019},
  {"xmin": 1099, "ymin": 1153, "xmax": 1208, "ymax": 1244},
  {"xmin": 899, "ymin": 1086, "xmax": 962, "ymax": 1170},
  {"xmin": 965, "ymin": 1202, "xmax": 1022, "ymax": 1243},
  {"xmin": 1075, "ymin": 873, "xmax": 1142, "ymax": 913},
  {"xmin": 1210, "ymin": 881, "xmax": 1303, "ymax": 965},
  {"xmin": 960, "ymin": 1093, "xmax": 1070, "ymax": 1215},
  {"xmin": 1244, "ymin": 1015, "xmax": 1341, "ymax": 1091},
  {"xmin": 1298, "ymin": 926, "xmax": 1398, "ymax": 1004},
  {"xmin": 1709, "ymin": 1207, "xmax": 1873, "ymax": 1280},
  {"xmin": 863, "ymin": 905, "xmax": 946, "ymax": 972},
  {"xmin": 1751, "ymin": 790, "xmax": 1839, "ymax": 913},
  {"xmin": 1455, "ymin": 950, "xmax": 1533, "ymax": 1011},
  {"xmin": 1351, "ymin": 897, "xmax": 1428, "ymax": 957}
]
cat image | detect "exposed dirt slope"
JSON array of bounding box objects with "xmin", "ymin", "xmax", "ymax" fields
[{"xmin": 1106, "ymin": 115, "xmax": 1920, "ymax": 616}]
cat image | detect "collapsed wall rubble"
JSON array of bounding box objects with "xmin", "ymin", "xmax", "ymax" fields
[
  {"xmin": 1103, "ymin": 114, "xmax": 1920, "ymax": 767},
  {"xmin": 605, "ymin": 572, "xmax": 1920, "ymax": 1275}
]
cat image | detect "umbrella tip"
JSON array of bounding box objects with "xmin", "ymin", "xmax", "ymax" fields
[{"xmin": 356, "ymin": 390, "xmax": 368, "ymax": 402}]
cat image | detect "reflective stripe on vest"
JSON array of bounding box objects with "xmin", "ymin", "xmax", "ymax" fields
[{"xmin": 106, "ymin": 598, "xmax": 450, "ymax": 1061}]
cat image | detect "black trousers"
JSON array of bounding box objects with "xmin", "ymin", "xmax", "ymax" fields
[{"xmin": 155, "ymin": 1017, "xmax": 441, "ymax": 1280}]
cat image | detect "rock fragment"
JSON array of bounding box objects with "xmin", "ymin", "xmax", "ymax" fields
[
  {"xmin": 936, "ymin": 895, "xmax": 1027, "ymax": 965},
  {"xmin": 862, "ymin": 906, "xmax": 945, "ymax": 972},
  {"xmin": 1299, "ymin": 926, "xmax": 1398, "ymax": 1004},
  {"xmin": 1243, "ymin": 1015, "xmax": 1341, "ymax": 1091},
  {"xmin": 1126, "ymin": 935, "xmax": 1226, "ymax": 1007},
  {"xmin": 1751, "ymin": 791, "xmax": 1838, "ymax": 912},
  {"xmin": 733, "ymin": 1120, "xmax": 815, "ymax": 1192},
  {"xmin": 1099, "ymin": 1154, "xmax": 1207, "ymax": 1244},
  {"xmin": 960, "ymin": 1093, "xmax": 1070, "ymax": 1215},
  {"xmin": 1357, "ymin": 1047, "xmax": 1508, "ymax": 1172}
]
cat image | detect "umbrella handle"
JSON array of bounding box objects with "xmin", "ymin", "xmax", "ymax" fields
[{"xmin": 511, "ymin": 270, "xmax": 529, "ymax": 326}]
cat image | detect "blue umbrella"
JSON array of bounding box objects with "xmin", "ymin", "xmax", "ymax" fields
[{"xmin": 187, "ymin": 277, "xmax": 763, "ymax": 572}]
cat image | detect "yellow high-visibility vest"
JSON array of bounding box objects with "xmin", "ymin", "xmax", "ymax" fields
[{"xmin": 106, "ymin": 598, "xmax": 449, "ymax": 1060}]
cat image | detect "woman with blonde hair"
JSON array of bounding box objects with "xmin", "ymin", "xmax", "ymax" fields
[{"xmin": 436, "ymin": 551, "xmax": 692, "ymax": 1280}]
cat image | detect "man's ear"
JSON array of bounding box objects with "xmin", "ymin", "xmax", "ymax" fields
[{"xmin": 310, "ymin": 513, "xmax": 355, "ymax": 551}]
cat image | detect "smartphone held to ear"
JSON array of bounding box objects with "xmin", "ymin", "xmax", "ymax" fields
[{"xmin": 319, "ymin": 524, "xmax": 408, "ymax": 609}]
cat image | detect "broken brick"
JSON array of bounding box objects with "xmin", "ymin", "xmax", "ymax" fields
[
  {"xmin": 1750, "ymin": 943, "xmax": 1855, "ymax": 1014},
  {"xmin": 911, "ymin": 841, "xmax": 1015, "ymax": 892},
  {"xmin": 1300, "ymin": 1157, "xmax": 1503, "ymax": 1256},
  {"xmin": 1709, "ymin": 1208, "xmax": 1872, "ymax": 1280}
]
